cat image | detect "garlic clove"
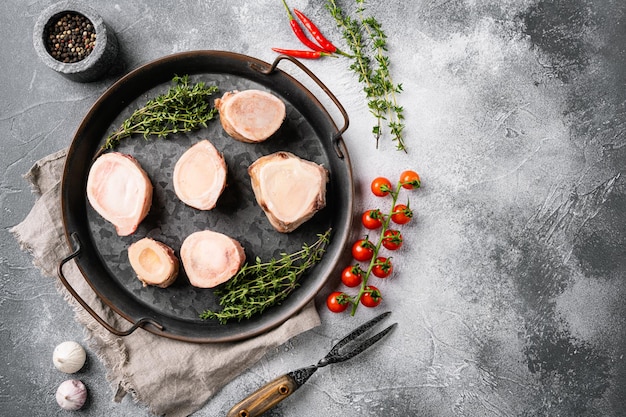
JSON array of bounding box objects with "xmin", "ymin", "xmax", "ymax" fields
[
  {"xmin": 55, "ymin": 379, "xmax": 88, "ymax": 410},
  {"xmin": 53, "ymin": 341, "xmax": 87, "ymax": 374}
]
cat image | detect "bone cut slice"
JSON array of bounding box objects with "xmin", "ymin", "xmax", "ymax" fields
[
  {"xmin": 86, "ymin": 152, "xmax": 153, "ymax": 236},
  {"xmin": 248, "ymin": 151, "xmax": 328, "ymax": 233},
  {"xmin": 215, "ymin": 89, "xmax": 286, "ymax": 143},
  {"xmin": 180, "ymin": 230, "xmax": 246, "ymax": 288},
  {"xmin": 128, "ymin": 238, "xmax": 179, "ymax": 288},
  {"xmin": 173, "ymin": 140, "xmax": 227, "ymax": 210}
]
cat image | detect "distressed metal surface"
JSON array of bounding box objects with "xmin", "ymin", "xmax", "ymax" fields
[{"xmin": 1, "ymin": 0, "xmax": 625, "ymax": 415}]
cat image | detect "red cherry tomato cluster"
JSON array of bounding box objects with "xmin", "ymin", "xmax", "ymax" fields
[{"xmin": 327, "ymin": 170, "xmax": 421, "ymax": 315}]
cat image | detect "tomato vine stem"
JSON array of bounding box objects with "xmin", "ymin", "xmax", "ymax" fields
[{"xmin": 350, "ymin": 181, "xmax": 404, "ymax": 315}]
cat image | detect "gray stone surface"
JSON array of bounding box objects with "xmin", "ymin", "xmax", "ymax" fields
[{"xmin": 1, "ymin": 0, "xmax": 625, "ymax": 416}]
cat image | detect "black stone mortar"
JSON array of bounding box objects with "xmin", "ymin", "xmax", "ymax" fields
[{"xmin": 33, "ymin": 1, "xmax": 118, "ymax": 82}]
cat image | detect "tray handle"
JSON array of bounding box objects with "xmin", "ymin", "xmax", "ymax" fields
[
  {"xmin": 252, "ymin": 54, "xmax": 349, "ymax": 159},
  {"xmin": 57, "ymin": 232, "xmax": 165, "ymax": 337}
]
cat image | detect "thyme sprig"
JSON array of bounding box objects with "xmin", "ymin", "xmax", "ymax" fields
[
  {"xmin": 361, "ymin": 13, "xmax": 405, "ymax": 151},
  {"xmin": 103, "ymin": 75, "xmax": 219, "ymax": 150},
  {"xmin": 325, "ymin": 0, "xmax": 407, "ymax": 152},
  {"xmin": 200, "ymin": 229, "xmax": 332, "ymax": 324}
]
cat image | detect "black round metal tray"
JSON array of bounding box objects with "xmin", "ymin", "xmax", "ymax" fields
[{"xmin": 58, "ymin": 51, "xmax": 353, "ymax": 343}]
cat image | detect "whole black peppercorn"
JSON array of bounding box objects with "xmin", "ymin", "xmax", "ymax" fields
[{"xmin": 44, "ymin": 12, "xmax": 96, "ymax": 63}]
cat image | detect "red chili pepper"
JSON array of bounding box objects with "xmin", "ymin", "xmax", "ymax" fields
[
  {"xmin": 271, "ymin": 47, "xmax": 329, "ymax": 59},
  {"xmin": 281, "ymin": 0, "xmax": 324, "ymax": 52},
  {"xmin": 293, "ymin": 8, "xmax": 337, "ymax": 53}
]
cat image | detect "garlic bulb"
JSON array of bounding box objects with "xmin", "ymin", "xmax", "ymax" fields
[
  {"xmin": 55, "ymin": 379, "xmax": 88, "ymax": 410},
  {"xmin": 53, "ymin": 341, "xmax": 86, "ymax": 373}
]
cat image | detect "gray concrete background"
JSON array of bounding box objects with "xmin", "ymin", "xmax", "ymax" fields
[{"xmin": 1, "ymin": 0, "xmax": 625, "ymax": 416}]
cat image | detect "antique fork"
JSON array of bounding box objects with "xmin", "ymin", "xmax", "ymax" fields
[{"xmin": 226, "ymin": 311, "xmax": 397, "ymax": 417}]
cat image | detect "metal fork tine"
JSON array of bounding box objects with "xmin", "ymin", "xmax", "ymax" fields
[
  {"xmin": 338, "ymin": 323, "xmax": 397, "ymax": 363},
  {"xmin": 319, "ymin": 322, "xmax": 397, "ymax": 367},
  {"xmin": 327, "ymin": 311, "xmax": 392, "ymax": 357}
]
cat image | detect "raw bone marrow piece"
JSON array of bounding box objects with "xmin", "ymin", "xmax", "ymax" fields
[
  {"xmin": 86, "ymin": 152, "xmax": 153, "ymax": 236},
  {"xmin": 173, "ymin": 140, "xmax": 227, "ymax": 210},
  {"xmin": 180, "ymin": 230, "xmax": 246, "ymax": 288},
  {"xmin": 128, "ymin": 238, "xmax": 179, "ymax": 288},
  {"xmin": 248, "ymin": 151, "xmax": 329, "ymax": 233},
  {"xmin": 215, "ymin": 89, "xmax": 286, "ymax": 143}
]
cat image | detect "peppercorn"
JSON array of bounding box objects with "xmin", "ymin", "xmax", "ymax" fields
[{"xmin": 44, "ymin": 12, "xmax": 96, "ymax": 64}]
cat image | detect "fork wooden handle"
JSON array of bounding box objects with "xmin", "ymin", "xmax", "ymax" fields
[{"xmin": 226, "ymin": 374, "xmax": 298, "ymax": 417}]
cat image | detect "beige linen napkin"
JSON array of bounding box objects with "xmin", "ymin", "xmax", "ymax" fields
[{"xmin": 11, "ymin": 149, "xmax": 320, "ymax": 417}]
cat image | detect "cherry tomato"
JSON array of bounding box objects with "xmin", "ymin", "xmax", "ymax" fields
[
  {"xmin": 372, "ymin": 257, "xmax": 393, "ymax": 278},
  {"xmin": 341, "ymin": 265, "xmax": 363, "ymax": 287},
  {"xmin": 391, "ymin": 204, "xmax": 413, "ymax": 225},
  {"xmin": 362, "ymin": 209, "xmax": 383, "ymax": 230},
  {"xmin": 371, "ymin": 177, "xmax": 392, "ymax": 197},
  {"xmin": 360, "ymin": 286, "xmax": 382, "ymax": 308},
  {"xmin": 352, "ymin": 239, "xmax": 375, "ymax": 262},
  {"xmin": 382, "ymin": 229, "xmax": 403, "ymax": 250},
  {"xmin": 400, "ymin": 170, "xmax": 421, "ymax": 190},
  {"xmin": 326, "ymin": 291, "xmax": 350, "ymax": 313}
]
